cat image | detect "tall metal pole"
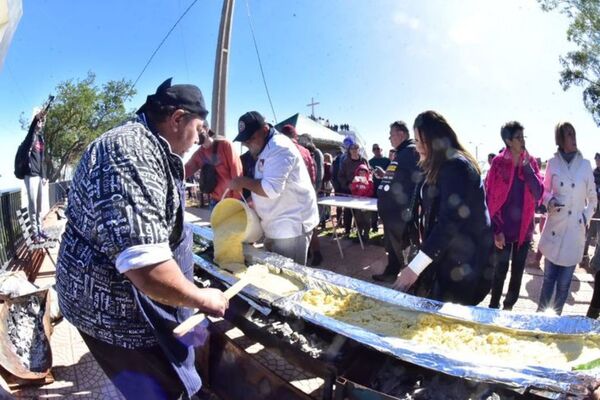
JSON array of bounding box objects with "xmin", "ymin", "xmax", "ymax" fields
[{"xmin": 211, "ymin": 0, "xmax": 235, "ymax": 137}]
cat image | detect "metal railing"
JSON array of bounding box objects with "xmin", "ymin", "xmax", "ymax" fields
[
  {"xmin": 0, "ymin": 188, "xmax": 23, "ymax": 270},
  {"xmin": 48, "ymin": 180, "xmax": 70, "ymax": 209}
]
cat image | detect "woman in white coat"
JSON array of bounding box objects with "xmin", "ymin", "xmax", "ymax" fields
[{"xmin": 537, "ymin": 122, "xmax": 598, "ymax": 315}]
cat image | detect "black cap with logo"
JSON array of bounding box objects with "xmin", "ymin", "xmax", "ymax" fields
[
  {"xmin": 234, "ymin": 111, "xmax": 266, "ymax": 142},
  {"xmin": 136, "ymin": 78, "xmax": 208, "ymax": 117}
]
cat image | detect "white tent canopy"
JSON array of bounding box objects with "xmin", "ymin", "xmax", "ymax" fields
[{"xmin": 276, "ymin": 113, "xmax": 344, "ymax": 146}]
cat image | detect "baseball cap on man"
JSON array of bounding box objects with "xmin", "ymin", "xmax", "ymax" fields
[
  {"xmin": 234, "ymin": 111, "xmax": 266, "ymax": 142},
  {"xmin": 281, "ymin": 124, "xmax": 297, "ymax": 138},
  {"xmin": 136, "ymin": 78, "xmax": 208, "ymax": 117},
  {"xmin": 595, "ymin": 152, "xmax": 600, "ymax": 160}
]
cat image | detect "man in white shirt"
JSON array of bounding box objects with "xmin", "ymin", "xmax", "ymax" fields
[{"xmin": 228, "ymin": 111, "xmax": 319, "ymax": 265}]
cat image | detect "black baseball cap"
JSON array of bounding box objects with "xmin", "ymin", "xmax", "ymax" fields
[
  {"xmin": 234, "ymin": 111, "xmax": 266, "ymax": 142},
  {"xmin": 136, "ymin": 78, "xmax": 208, "ymax": 117},
  {"xmin": 595, "ymin": 152, "xmax": 600, "ymax": 160}
]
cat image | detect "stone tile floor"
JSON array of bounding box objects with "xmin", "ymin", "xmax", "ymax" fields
[{"xmin": 9, "ymin": 205, "xmax": 597, "ymax": 398}]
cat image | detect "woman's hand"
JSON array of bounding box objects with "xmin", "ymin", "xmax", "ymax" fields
[
  {"xmin": 393, "ymin": 269, "xmax": 419, "ymax": 291},
  {"xmin": 494, "ymin": 232, "xmax": 506, "ymax": 250},
  {"xmin": 548, "ymin": 197, "xmax": 563, "ymax": 213}
]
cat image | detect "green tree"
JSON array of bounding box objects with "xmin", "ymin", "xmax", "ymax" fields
[
  {"xmin": 539, "ymin": 0, "xmax": 600, "ymax": 125},
  {"xmin": 21, "ymin": 72, "xmax": 136, "ymax": 182}
]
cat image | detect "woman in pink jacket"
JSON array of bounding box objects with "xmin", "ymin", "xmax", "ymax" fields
[{"xmin": 486, "ymin": 121, "xmax": 543, "ymax": 310}]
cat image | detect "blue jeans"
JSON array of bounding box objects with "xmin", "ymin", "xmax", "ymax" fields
[
  {"xmin": 208, "ymin": 198, "xmax": 218, "ymax": 211},
  {"xmin": 537, "ymin": 259, "xmax": 575, "ymax": 315}
]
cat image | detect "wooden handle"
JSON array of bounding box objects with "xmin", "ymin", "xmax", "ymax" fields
[
  {"xmin": 222, "ymin": 278, "xmax": 250, "ymax": 300},
  {"xmin": 173, "ymin": 278, "xmax": 250, "ymax": 337},
  {"xmin": 173, "ymin": 313, "xmax": 207, "ymax": 337}
]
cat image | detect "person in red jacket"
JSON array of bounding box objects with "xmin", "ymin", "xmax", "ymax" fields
[
  {"xmin": 185, "ymin": 125, "xmax": 243, "ymax": 209},
  {"xmin": 281, "ymin": 124, "xmax": 316, "ymax": 185},
  {"xmin": 350, "ymin": 164, "xmax": 374, "ymax": 243}
]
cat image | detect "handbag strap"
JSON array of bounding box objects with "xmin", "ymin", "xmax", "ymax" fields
[
  {"xmin": 199, "ymin": 141, "xmax": 219, "ymax": 165},
  {"xmin": 211, "ymin": 140, "xmax": 219, "ymax": 163}
]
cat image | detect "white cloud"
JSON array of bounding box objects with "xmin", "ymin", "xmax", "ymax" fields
[
  {"xmin": 392, "ymin": 11, "xmax": 420, "ymax": 30},
  {"xmin": 448, "ymin": 17, "xmax": 485, "ymax": 46},
  {"xmin": 464, "ymin": 63, "xmax": 481, "ymax": 79}
]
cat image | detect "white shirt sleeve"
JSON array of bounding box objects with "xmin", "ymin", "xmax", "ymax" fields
[
  {"xmin": 260, "ymin": 146, "xmax": 296, "ymax": 199},
  {"xmin": 115, "ymin": 242, "xmax": 173, "ymax": 273},
  {"xmin": 407, "ymin": 250, "xmax": 433, "ymax": 276}
]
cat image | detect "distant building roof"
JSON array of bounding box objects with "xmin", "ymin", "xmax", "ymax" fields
[{"xmin": 275, "ymin": 113, "xmax": 344, "ymax": 146}]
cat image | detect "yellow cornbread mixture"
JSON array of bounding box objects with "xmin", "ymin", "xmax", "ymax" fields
[
  {"xmin": 302, "ymin": 289, "xmax": 600, "ymax": 369},
  {"xmin": 211, "ymin": 201, "xmax": 303, "ymax": 296},
  {"xmin": 233, "ymin": 264, "xmax": 304, "ymax": 297},
  {"xmin": 212, "ymin": 208, "xmax": 246, "ymax": 273}
]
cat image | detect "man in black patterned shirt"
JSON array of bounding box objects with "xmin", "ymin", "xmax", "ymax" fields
[{"xmin": 56, "ymin": 79, "xmax": 228, "ymax": 399}]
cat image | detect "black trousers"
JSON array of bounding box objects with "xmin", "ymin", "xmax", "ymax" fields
[
  {"xmin": 79, "ymin": 331, "xmax": 189, "ymax": 400},
  {"xmin": 382, "ymin": 222, "xmax": 409, "ymax": 276},
  {"xmin": 343, "ymin": 207, "xmax": 353, "ymax": 234},
  {"xmin": 371, "ymin": 211, "xmax": 379, "ymax": 230},
  {"xmin": 591, "ymin": 271, "xmax": 600, "ymax": 311},
  {"xmin": 354, "ymin": 210, "xmax": 371, "ymax": 237},
  {"xmin": 584, "ymin": 211, "xmax": 599, "ymax": 256},
  {"xmin": 489, "ymin": 241, "xmax": 530, "ymax": 309}
]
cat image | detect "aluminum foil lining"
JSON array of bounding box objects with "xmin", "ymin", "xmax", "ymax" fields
[
  {"xmin": 191, "ymin": 224, "xmax": 600, "ymax": 397},
  {"xmin": 193, "ymin": 254, "xmax": 272, "ymax": 316}
]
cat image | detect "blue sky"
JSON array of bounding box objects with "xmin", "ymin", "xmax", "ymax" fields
[{"xmin": 0, "ymin": 0, "xmax": 599, "ymax": 188}]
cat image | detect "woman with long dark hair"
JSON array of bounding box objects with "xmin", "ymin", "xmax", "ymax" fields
[{"xmin": 393, "ymin": 110, "xmax": 493, "ymax": 305}]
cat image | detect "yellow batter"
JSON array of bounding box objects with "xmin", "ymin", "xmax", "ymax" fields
[
  {"xmin": 233, "ymin": 264, "xmax": 304, "ymax": 297},
  {"xmin": 212, "ymin": 207, "xmax": 247, "ymax": 272},
  {"xmin": 211, "ymin": 200, "xmax": 304, "ymax": 295},
  {"xmin": 302, "ymin": 289, "xmax": 600, "ymax": 370}
]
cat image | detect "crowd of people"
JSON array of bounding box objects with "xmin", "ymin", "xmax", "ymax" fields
[{"xmin": 41, "ymin": 78, "xmax": 599, "ymax": 399}]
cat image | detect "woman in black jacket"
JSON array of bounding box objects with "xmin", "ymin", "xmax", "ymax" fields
[{"xmin": 394, "ymin": 111, "xmax": 493, "ymax": 305}]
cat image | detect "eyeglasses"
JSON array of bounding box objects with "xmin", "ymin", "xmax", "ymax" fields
[{"xmin": 512, "ymin": 135, "xmax": 526, "ymax": 140}]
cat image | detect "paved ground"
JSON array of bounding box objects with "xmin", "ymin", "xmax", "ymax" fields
[
  {"xmin": 8, "ymin": 204, "xmax": 597, "ymax": 398},
  {"xmin": 10, "ymin": 209, "xmax": 124, "ymax": 400}
]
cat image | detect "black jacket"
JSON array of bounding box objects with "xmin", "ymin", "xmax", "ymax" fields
[
  {"xmin": 377, "ymin": 139, "xmax": 421, "ymax": 242},
  {"xmin": 414, "ymin": 155, "xmax": 493, "ymax": 305},
  {"xmin": 594, "ymin": 167, "xmax": 600, "ymax": 206},
  {"xmin": 14, "ymin": 115, "xmax": 45, "ymax": 179},
  {"xmin": 331, "ymin": 154, "xmax": 343, "ymax": 194}
]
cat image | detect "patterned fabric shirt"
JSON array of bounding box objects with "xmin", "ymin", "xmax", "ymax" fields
[{"xmin": 56, "ymin": 120, "xmax": 184, "ymax": 349}]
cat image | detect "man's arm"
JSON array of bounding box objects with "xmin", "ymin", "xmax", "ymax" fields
[
  {"xmin": 230, "ymin": 145, "xmax": 296, "ymax": 199},
  {"xmin": 125, "ymin": 259, "xmax": 228, "ymax": 317},
  {"xmin": 22, "ymin": 114, "xmax": 41, "ymax": 150},
  {"xmin": 229, "ymin": 176, "xmax": 268, "ymax": 197}
]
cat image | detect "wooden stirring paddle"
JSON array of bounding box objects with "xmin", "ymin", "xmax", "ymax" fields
[{"xmin": 173, "ymin": 278, "xmax": 250, "ymax": 337}]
